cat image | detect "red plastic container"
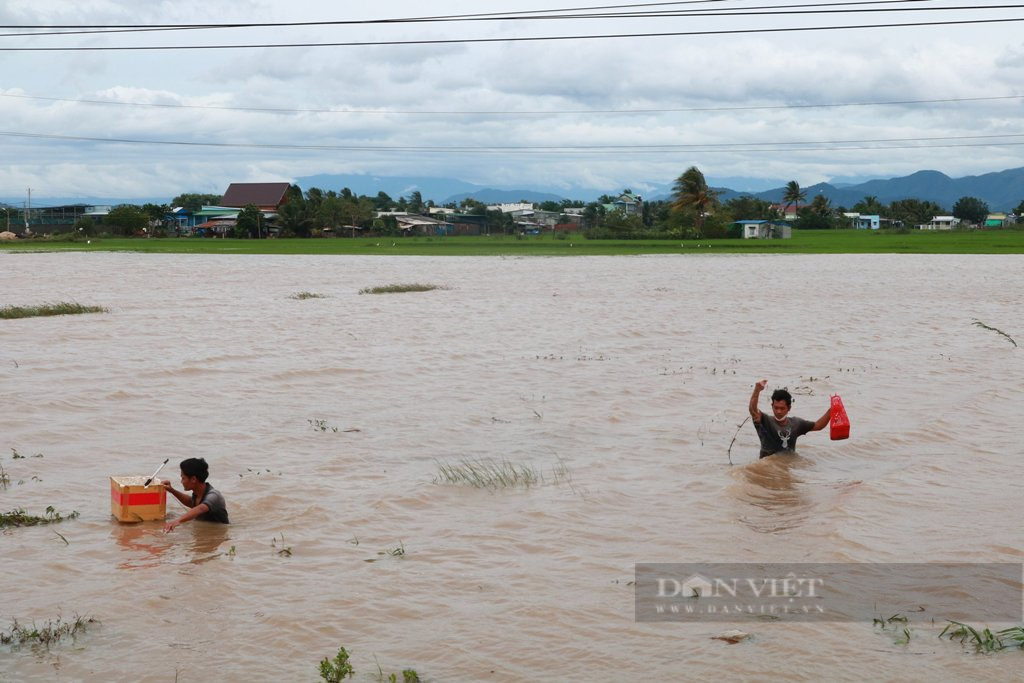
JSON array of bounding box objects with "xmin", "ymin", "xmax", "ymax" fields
[{"xmin": 830, "ymin": 395, "xmax": 850, "ymax": 440}]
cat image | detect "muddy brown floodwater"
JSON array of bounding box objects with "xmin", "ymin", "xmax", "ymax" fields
[{"xmin": 1, "ymin": 252, "xmax": 1021, "ymax": 682}]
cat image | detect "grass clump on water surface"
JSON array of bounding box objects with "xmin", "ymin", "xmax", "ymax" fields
[
  {"xmin": 291, "ymin": 291, "xmax": 327, "ymax": 300},
  {"xmin": 318, "ymin": 644, "xmax": 421, "ymax": 683},
  {"xmin": 434, "ymin": 457, "xmax": 541, "ymax": 489},
  {"xmin": 0, "ymin": 614, "xmax": 97, "ymax": 647},
  {"xmin": 359, "ymin": 283, "xmax": 448, "ymax": 295},
  {"xmin": 0, "ymin": 302, "xmax": 107, "ymax": 319},
  {"xmin": 319, "ymin": 646, "xmax": 355, "ymax": 681},
  {"xmin": 941, "ymin": 621, "xmax": 1024, "ymax": 652},
  {"xmin": 0, "ymin": 506, "xmax": 80, "ymax": 528}
]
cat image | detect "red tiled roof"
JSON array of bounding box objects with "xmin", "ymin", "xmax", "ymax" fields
[{"xmin": 221, "ymin": 182, "xmax": 291, "ymax": 209}]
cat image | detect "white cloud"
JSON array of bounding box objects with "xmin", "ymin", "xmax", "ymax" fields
[{"xmin": 2, "ymin": 1, "xmax": 1024, "ymax": 200}]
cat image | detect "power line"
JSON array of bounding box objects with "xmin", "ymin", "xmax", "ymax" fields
[
  {"xmin": 2, "ymin": 91, "xmax": 1021, "ymax": 116},
  {"xmin": 4, "ymin": 129, "xmax": 1024, "ymax": 154},
  {"xmin": 0, "ymin": 1, "xmax": 977, "ymax": 34},
  {"xmin": 1, "ymin": 15, "xmax": 1022, "ymax": 50}
]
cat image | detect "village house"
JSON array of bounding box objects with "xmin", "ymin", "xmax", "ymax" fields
[
  {"xmin": 603, "ymin": 191, "xmax": 643, "ymax": 216},
  {"xmin": 187, "ymin": 181, "xmax": 293, "ymax": 237},
  {"xmin": 843, "ymin": 213, "xmax": 881, "ymax": 230},
  {"xmin": 923, "ymin": 215, "xmax": 960, "ymax": 230},
  {"xmin": 190, "ymin": 206, "xmax": 242, "ymax": 237},
  {"xmin": 486, "ymin": 202, "xmax": 534, "ymax": 214},
  {"xmin": 769, "ymin": 202, "xmax": 800, "ymax": 221},
  {"xmin": 984, "ymin": 212, "xmax": 1010, "ymax": 228},
  {"xmin": 376, "ymin": 211, "xmax": 452, "ymax": 236},
  {"xmin": 220, "ymin": 182, "xmax": 291, "ymax": 212},
  {"xmin": 736, "ymin": 219, "xmax": 791, "ymax": 239}
]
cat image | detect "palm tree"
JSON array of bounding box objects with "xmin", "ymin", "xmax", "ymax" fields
[
  {"xmin": 672, "ymin": 166, "xmax": 719, "ymax": 237},
  {"xmin": 809, "ymin": 193, "xmax": 831, "ymax": 216},
  {"xmin": 783, "ymin": 181, "xmax": 806, "ymax": 216},
  {"xmin": 855, "ymin": 195, "xmax": 885, "ymax": 215}
]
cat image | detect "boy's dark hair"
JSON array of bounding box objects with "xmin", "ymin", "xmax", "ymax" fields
[
  {"xmin": 180, "ymin": 457, "xmax": 210, "ymax": 482},
  {"xmin": 770, "ymin": 388, "xmax": 793, "ymax": 407}
]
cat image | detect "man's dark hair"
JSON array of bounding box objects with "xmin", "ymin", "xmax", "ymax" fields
[
  {"xmin": 180, "ymin": 457, "xmax": 210, "ymax": 482},
  {"xmin": 770, "ymin": 388, "xmax": 792, "ymax": 407}
]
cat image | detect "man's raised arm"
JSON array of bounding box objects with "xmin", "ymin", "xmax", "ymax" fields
[{"xmin": 749, "ymin": 379, "xmax": 767, "ymax": 422}]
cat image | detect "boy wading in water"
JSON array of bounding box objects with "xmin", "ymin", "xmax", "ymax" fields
[
  {"xmin": 749, "ymin": 379, "xmax": 832, "ymax": 459},
  {"xmin": 162, "ymin": 457, "xmax": 229, "ymax": 532}
]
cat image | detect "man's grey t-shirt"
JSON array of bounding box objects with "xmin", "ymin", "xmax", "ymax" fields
[
  {"xmin": 193, "ymin": 483, "xmax": 229, "ymax": 523},
  {"xmin": 754, "ymin": 416, "xmax": 814, "ymax": 458}
]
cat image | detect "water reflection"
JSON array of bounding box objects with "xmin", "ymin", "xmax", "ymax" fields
[
  {"xmin": 186, "ymin": 523, "xmax": 231, "ymax": 565},
  {"xmin": 112, "ymin": 522, "xmax": 230, "ymax": 568},
  {"xmin": 112, "ymin": 523, "xmax": 170, "ymax": 569},
  {"xmin": 730, "ymin": 453, "xmax": 814, "ymax": 533}
]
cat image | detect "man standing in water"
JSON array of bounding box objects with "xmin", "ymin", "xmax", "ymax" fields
[
  {"xmin": 162, "ymin": 457, "xmax": 229, "ymax": 532},
  {"xmin": 749, "ymin": 379, "xmax": 832, "ymax": 459}
]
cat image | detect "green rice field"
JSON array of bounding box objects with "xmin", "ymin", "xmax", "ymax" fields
[{"xmin": 2, "ymin": 229, "xmax": 1023, "ymax": 255}]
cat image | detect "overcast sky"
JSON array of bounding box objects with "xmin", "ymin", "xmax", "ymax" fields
[{"xmin": 2, "ymin": 1, "xmax": 1024, "ymax": 202}]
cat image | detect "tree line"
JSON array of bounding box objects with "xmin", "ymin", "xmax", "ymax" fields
[
  {"xmin": 23, "ymin": 170, "xmax": 1022, "ymax": 239},
  {"xmin": 656, "ymin": 167, "xmax": 1015, "ymax": 238}
]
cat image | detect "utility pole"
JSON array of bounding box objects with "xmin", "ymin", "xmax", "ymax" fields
[{"xmin": 25, "ymin": 187, "xmax": 31, "ymax": 230}]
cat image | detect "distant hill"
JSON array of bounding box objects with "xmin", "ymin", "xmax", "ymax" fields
[
  {"xmin": 298, "ymin": 169, "xmax": 1024, "ymax": 211},
  {"xmin": 294, "ymin": 172, "xmax": 609, "ymax": 204},
  {"xmin": 7, "ymin": 166, "xmax": 1023, "ymax": 212},
  {"xmin": 294, "ymin": 173, "xmax": 482, "ymax": 202},
  {"xmin": 444, "ymin": 188, "xmax": 566, "ymax": 205},
  {"xmin": 739, "ymin": 168, "xmax": 1024, "ymax": 212},
  {"xmin": 0, "ymin": 196, "xmax": 170, "ymax": 209}
]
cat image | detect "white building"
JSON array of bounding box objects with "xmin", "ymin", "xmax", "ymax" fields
[
  {"xmin": 487, "ymin": 202, "xmax": 534, "ymax": 213},
  {"xmin": 924, "ymin": 216, "xmax": 960, "ymax": 230}
]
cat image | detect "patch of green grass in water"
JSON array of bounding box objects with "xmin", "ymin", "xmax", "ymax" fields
[
  {"xmin": 941, "ymin": 621, "xmax": 1024, "ymax": 651},
  {"xmin": 0, "ymin": 507, "xmax": 80, "ymax": 527},
  {"xmin": 434, "ymin": 457, "xmax": 541, "ymax": 489},
  {"xmin": 0, "ymin": 302, "xmax": 107, "ymax": 319},
  {"xmin": 0, "ymin": 614, "xmax": 97, "ymax": 646},
  {"xmin": 359, "ymin": 283, "xmax": 448, "ymax": 294}
]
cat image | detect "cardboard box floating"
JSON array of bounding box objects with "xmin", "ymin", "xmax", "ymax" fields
[{"xmin": 110, "ymin": 476, "xmax": 167, "ymax": 522}]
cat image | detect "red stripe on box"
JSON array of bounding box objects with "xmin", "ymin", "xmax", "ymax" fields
[
  {"xmin": 126, "ymin": 492, "xmax": 162, "ymax": 506},
  {"xmin": 110, "ymin": 488, "xmax": 163, "ymax": 506}
]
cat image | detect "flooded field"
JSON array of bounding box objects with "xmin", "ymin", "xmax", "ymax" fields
[{"xmin": 1, "ymin": 252, "xmax": 1021, "ymax": 682}]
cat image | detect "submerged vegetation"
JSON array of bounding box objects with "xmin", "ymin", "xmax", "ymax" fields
[
  {"xmin": 0, "ymin": 615, "xmax": 96, "ymax": 647},
  {"xmin": 318, "ymin": 645, "xmax": 421, "ymax": 683},
  {"xmin": 319, "ymin": 646, "xmax": 355, "ymax": 682},
  {"xmin": 0, "ymin": 507, "xmax": 80, "ymax": 528},
  {"xmin": 434, "ymin": 456, "xmax": 572, "ymax": 490},
  {"xmin": 972, "ymin": 319, "xmax": 1018, "ymax": 347},
  {"xmin": 941, "ymin": 621, "xmax": 1024, "ymax": 652},
  {"xmin": 0, "ymin": 302, "xmax": 107, "ymax": 319},
  {"xmin": 874, "ymin": 614, "xmax": 1024, "ymax": 652},
  {"xmin": 434, "ymin": 457, "xmax": 541, "ymax": 489},
  {"xmin": 359, "ymin": 283, "xmax": 449, "ymax": 294},
  {"xmin": 873, "ymin": 613, "xmax": 912, "ymax": 645}
]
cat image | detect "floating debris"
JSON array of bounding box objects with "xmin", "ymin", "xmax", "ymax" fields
[{"xmin": 711, "ymin": 629, "xmax": 752, "ymax": 644}]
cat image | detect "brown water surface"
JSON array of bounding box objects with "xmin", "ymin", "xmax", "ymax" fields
[{"xmin": 1, "ymin": 252, "xmax": 1021, "ymax": 682}]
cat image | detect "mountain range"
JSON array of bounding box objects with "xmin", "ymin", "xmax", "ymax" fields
[
  {"xmin": 5, "ymin": 167, "xmax": 1023, "ymax": 212},
  {"xmin": 297, "ymin": 167, "xmax": 1024, "ymax": 212},
  {"xmin": 716, "ymin": 168, "xmax": 1024, "ymax": 213}
]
